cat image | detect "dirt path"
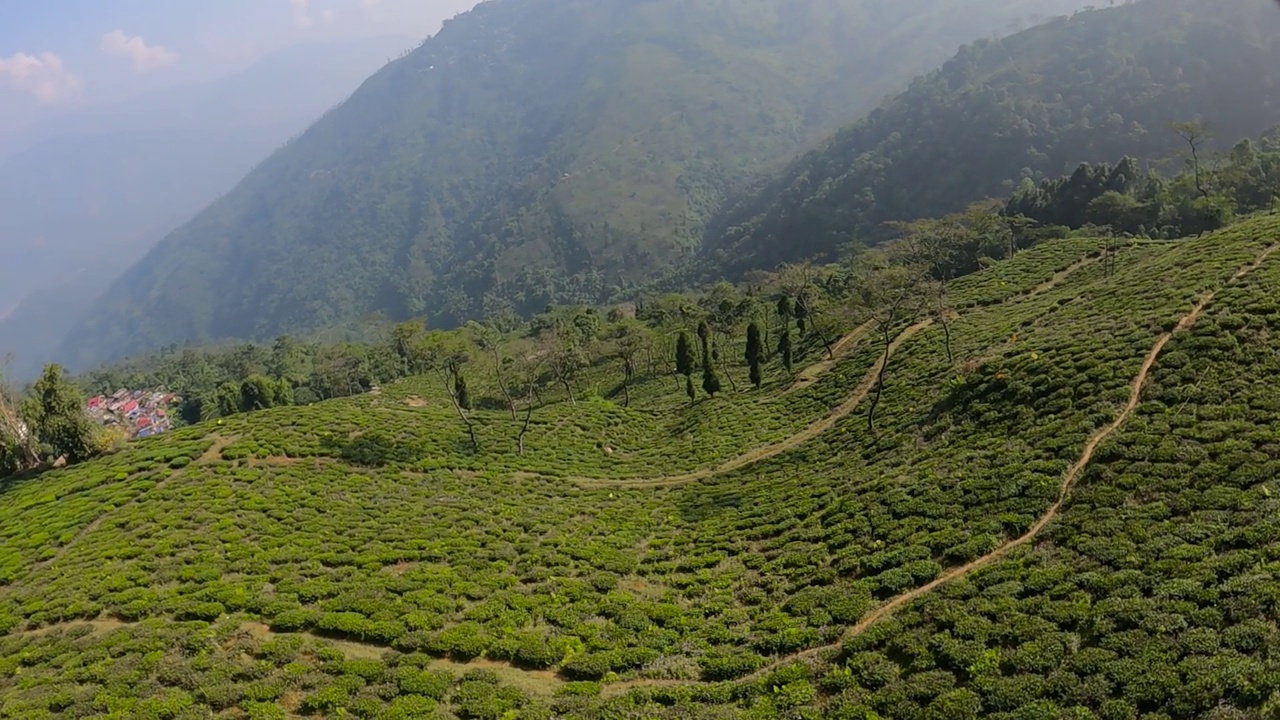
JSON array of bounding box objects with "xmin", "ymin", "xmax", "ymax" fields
[
  {"xmin": 783, "ymin": 320, "xmax": 875, "ymax": 395},
  {"xmin": 13, "ymin": 617, "xmax": 566, "ymax": 696},
  {"xmin": 737, "ymin": 242, "xmax": 1279, "ymax": 680},
  {"xmin": 1027, "ymin": 254, "xmax": 1104, "ymax": 298},
  {"xmin": 575, "ymin": 248, "xmax": 1111, "ymax": 491},
  {"xmin": 573, "ymin": 319, "xmax": 933, "ymax": 490}
]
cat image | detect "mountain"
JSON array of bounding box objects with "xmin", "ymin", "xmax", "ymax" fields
[
  {"xmin": 4, "ymin": 211, "xmax": 1280, "ymax": 717},
  {"xmin": 701, "ymin": 0, "xmax": 1280, "ymax": 274},
  {"xmin": 0, "ymin": 37, "xmax": 414, "ymax": 381},
  {"xmin": 60, "ymin": 0, "xmax": 1093, "ymax": 370}
]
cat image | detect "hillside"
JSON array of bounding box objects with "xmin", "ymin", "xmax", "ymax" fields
[
  {"xmin": 60, "ymin": 0, "xmax": 1092, "ymax": 370},
  {"xmin": 702, "ymin": 0, "xmax": 1280, "ymax": 274},
  {"xmin": 0, "ymin": 37, "xmax": 414, "ymax": 382},
  {"xmin": 2, "ymin": 212, "xmax": 1280, "ymax": 716}
]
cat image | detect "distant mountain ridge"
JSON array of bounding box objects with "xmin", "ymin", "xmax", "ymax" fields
[
  {"xmin": 700, "ymin": 0, "xmax": 1280, "ymax": 273},
  {"xmin": 61, "ymin": 0, "xmax": 1091, "ymax": 370}
]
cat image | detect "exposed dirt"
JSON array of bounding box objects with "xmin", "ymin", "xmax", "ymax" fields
[
  {"xmin": 573, "ymin": 319, "xmax": 933, "ymax": 490},
  {"xmin": 739, "ymin": 242, "xmax": 1279, "ymax": 680},
  {"xmin": 783, "ymin": 320, "xmax": 875, "ymax": 395}
]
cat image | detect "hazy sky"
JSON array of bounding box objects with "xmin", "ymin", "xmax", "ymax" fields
[{"xmin": 0, "ymin": 0, "xmax": 480, "ymax": 138}]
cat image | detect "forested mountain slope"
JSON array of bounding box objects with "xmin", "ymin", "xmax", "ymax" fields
[
  {"xmin": 61, "ymin": 0, "xmax": 1090, "ymax": 369},
  {"xmin": 4, "ymin": 213, "xmax": 1280, "ymax": 717},
  {"xmin": 703, "ymin": 0, "xmax": 1280, "ymax": 274}
]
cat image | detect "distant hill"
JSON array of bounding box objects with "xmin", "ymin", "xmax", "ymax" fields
[
  {"xmin": 701, "ymin": 0, "xmax": 1280, "ymax": 274},
  {"xmin": 0, "ymin": 37, "xmax": 414, "ymax": 381},
  {"xmin": 61, "ymin": 0, "xmax": 1092, "ymax": 369}
]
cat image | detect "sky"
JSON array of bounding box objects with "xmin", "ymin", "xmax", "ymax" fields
[{"xmin": 0, "ymin": 0, "xmax": 480, "ymax": 140}]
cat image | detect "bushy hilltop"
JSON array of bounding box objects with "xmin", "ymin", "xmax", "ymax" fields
[
  {"xmin": 2, "ymin": 211, "xmax": 1280, "ymax": 717},
  {"xmin": 59, "ymin": 0, "xmax": 1092, "ymax": 370},
  {"xmin": 702, "ymin": 0, "xmax": 1280, "ymax": 274}
]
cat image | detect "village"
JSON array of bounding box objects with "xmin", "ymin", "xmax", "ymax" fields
[{"xmin": 86, "ymin": 388, "xmax": 177, "ymax": 439}]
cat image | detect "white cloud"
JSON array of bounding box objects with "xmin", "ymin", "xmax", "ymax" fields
[
  {"xmin": 101, "ymin": 30, "xmax": 180, "ymax": 72},
  {"xmin": 0, "ymin": 52, "xmax": 82, "ymax": 104},
  {"xmin": 290, "ymin": 0, "xmax": 315, "ymax": 27}
]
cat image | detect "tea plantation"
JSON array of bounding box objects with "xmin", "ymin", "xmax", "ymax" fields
[{"xmin": 2, "ymin": 216, "xmax": 1280, "ymax": 718}]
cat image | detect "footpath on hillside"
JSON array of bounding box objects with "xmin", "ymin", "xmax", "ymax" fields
[
  {"xmin": 734, "ymin": 241, "xmax": 1280, "ymax": 680},
  {"xmin": 572, "ymin": 249, "xmax": 1108, "ymax": 490},
  {"xmin": 10, "ymin": 245, "xmax": 1272, "ymax": 700}
]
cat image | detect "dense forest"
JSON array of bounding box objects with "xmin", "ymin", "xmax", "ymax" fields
[
  {"xmin": 59, "ymin": 0, "xmax": 1093, "ymax": 371},
  {"xmin": 701, "ymin": 0, "xmax": 1280, "ymax": 275}
]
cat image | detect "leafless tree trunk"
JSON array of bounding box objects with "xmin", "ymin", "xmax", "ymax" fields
[
  {"xmin": 490, "ymin": 346, "xmax": 516, "ymax": 421},
  {"xmin": 438, "ymin": 367, "xmax": 477, "ymax": 452},
  {"xmin": 517, "ymin": 390, "xmax": 535, "ymax": 456},
  {"xmin": 867, "ymin": 323, "xmax": 893, "ymax": 433}
]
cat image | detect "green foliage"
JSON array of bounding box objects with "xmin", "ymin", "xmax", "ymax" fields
[
  {"xmin": 454, "ymin": 374, "xmax": 471, "ymax": 412},
  {"xmin": 746, "ymin": 323, "xmax": 764, "ymax": 389},
  {"xmin": 706, "ymin": 0, "xmax": 1280, "ymax": 273},
  {"xmin": 675, "ymin": 332, "xmax": 695, "ymax": 379},
  {"xmin": 1005, "ymin": 134, "xmax": 1280, "ymax": 239},
  {"xmin": 20, "ymin": 365, "xmax": 96, "ymax": 463},
  {"xmin": 64, "ymin": 0, "xmax": 1097, "ymax": 369}
]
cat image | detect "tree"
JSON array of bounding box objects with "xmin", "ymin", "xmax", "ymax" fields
[
  {"xmin": 778, "ymin": 328, "xmax": 794, "ymax": 374},
  {"xmin": 698, "ymin": 321, "xmax": 722, "ymax": 397},
  {"xmin": 614, "ymin": 320, "xmax": 652, "ymax": 407},
  {"xmin": 891, "ymin": 222, "xmax": 961, "ymax": 364},
  {"xmin": 547, "ymin": 317, "xmax": 590, "ymax": 406},
  {"xmin": 511, "ymin": 348, "xmax": 547, "ymax": 457},
  {"xmin": 1172, "ymin": 121, "xmax": 1212, "ymax": 199},
  {"xmin": 470, "ymin": 319, "xmax": 517, "ymax": 420},
  {"xmin": 848, "ymin": 254, "xmax": 926, "ymax": 432},
  {"xmin": 776, "ymin": 295, "xmax": 794, "ymax": 331},
  {"xmin": 676, "ymin": 331, "xmax": 697, "ymax": 401},
  {"xmin": 418, "ymin": 332, "xmax": 479, "ymax": 452},
  {"xmin": 745, "ymin": 322, "xmax": 764, "ymax": 389},
  {"xmin": 389, "ymin": 321, "xmax": 424, "ymax": 374},
  {"xmin": 21, "ymin": 364, "xmax": 97, "ymax": 463},
  {"xmin": 0, "ymin": 370, "xmax": 39, "ymax": 477},
  {"xmin": 269, "ymin": 335, "xmax": 312, "ymax": 388}
]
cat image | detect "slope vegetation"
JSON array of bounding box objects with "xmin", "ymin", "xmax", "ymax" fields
[
  {"xmin": 3, "ymin": 214, "xmax": 1279, "ymax": 717},
  {"xmin": 703, "ymin": 0, "xmax": 1280, "ymax": 274},
  {"xmin": 62, "ymin": 0, "xmax": 1090, "ymax": 368}
]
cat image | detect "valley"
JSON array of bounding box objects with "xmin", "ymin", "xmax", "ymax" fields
[{"xmin": 3, "ymin": 1, "xmax": 1280, "ymax": 718}]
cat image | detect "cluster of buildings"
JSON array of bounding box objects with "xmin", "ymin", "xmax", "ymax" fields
[{"xmin": 86, "ymin": 389, "xmax": 177, "ymax": 439}]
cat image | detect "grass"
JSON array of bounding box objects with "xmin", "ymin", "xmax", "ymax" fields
[{"xmin": 2, "ymin": 216, "xmax": 1279, "ymax": 717}]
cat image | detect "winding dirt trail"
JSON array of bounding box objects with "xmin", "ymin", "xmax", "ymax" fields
[
  {"xmin": 4, "ymin": 245, "xmax": 1186, "ymax": 700},
  {"xmin": 573, "ymin": 319, "xmax": 933, "ymax": 490},
  {"xmin": 735, "ymin": 242, "xmax": 1280, "ymax": 680},
  {"xmin": 783, "ymin": 319, "xmax": 875, "ymax": 395},
  {"xmin": 573, "ymin": 248, "xmax": 1110, "ymax": 491}
]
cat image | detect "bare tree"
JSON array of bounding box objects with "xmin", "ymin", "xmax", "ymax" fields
[
  {"xmin": 469, "ymin": 321, "xmax": 517, "ymax": 420},
  {"xmin": 613, "ymin": 320, "xmax": 652, "ymax": 407},
  {"xmin": 1172, "ymin": 121, "xmax": 1212, "ymax": 199},
  {"xmin": 891, "ymin": 220, "xmax": 961, "ymax": 365},
  {"xmin": 417, "ymin": 332, "xmax": 478, "ymax": 452},
  {"xmin": 849, "ymin": 254, "xmax": 927, "ymax": 432},
  {"xmin": 511, "ymin": 348, "xmax": 547, "ymax": 456}
]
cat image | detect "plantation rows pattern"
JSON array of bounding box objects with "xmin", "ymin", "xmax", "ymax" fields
[{"xmin": 2, "ymin": 222, "xmax": 1279, "ymax": 717}]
